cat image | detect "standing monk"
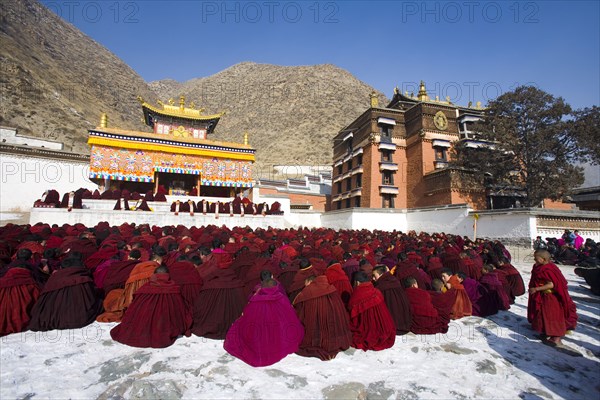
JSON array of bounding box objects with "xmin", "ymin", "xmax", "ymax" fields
[{"xmin": 528, "ymin": 250, "xmax": 577, "ymax": 347}]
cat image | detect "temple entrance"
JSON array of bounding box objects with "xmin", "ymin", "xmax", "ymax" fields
[
  {"xmin": 200, "ymin": 185, "xmax": 232, "ymax": 198},
  {"xmin": 156, "ymin": 172, "xmax": 199, "ymax": 196}
]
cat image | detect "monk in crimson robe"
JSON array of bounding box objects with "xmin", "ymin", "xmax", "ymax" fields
[
  {"xmin": 293, "ymin": 275, "xmax": 352, "ymax": 360},
  {"xmin": 28, "ymin": 255, "xmax": 101, "ymax": 331},
  {"xmin": 403, "ymin": 277, "xmax": 449, "ymax": 334},
  {"xmin": 168, "ymin": 257, "xmax": 204, "ymax": 308},
  {"xmin": 497, "ymin": 257, "xmax": 525, "ymax": 304},
  {"xmin": 97, "ymin": 253, "xmax": 160, "ymax": 323},
  {"xmin": 325, "ymin": 261, "xmax": 353, "ymax": 305},
  {"xmin": 342, "ymin": 252, "xmax": 360, "ymax": 281},
  {"xmin": 528, "ymin": 250, "xmax": 578, "ymax": 346},
  {"xmin": 372, "ymin": 265, "xmax": 412, "ymax": 335},
  {"xmin": 110, "ymin": 266, "xmax": 192, "ymax": 348},
  {"xmin": 479, "ymin": 264, "xmax": 511, "ymax": 315},
  {"xmin": 102, "ymin": 250, "xmax": 142, "ymax": 293},
  {"xmin": 287, "ymin": 258, "xmax": 317, "ymax": 302},
  {"xmin": 224, "ymin": 279, "xmax": 304, "ymax": 367},
  {"xmin": 441, "ymin": 269, "xmax": 472, "ymax": 319},
  {"xmin": 0, "ymin": 266, "xmax": 40, "ymax": 336},
  {"xmin": 348, "ymin": 272, "xmax": 395, "ymax": 351},
  {"xmin": 429, "ymin": 279, "xmax": 455, "ymax": 325},
  {"xmin": 456, "ymin": 272, "xmax": 486, "ymax": 317}
]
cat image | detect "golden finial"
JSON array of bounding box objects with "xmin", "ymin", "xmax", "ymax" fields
[
  {"xmin": 243, "ymin": 132, "xmax": 249, "ymax": 145},
  {"xmin": 136, "ymin": 95, "xmax": 144, "ymax": 104},
  {"xmin": 168, "ymin": 98, "xmax": 175, "ymax": 105},
  {"xmin": 476, "ymin": 101, "xmax": 482, "ymax": 109},
  {"xmin": 157, "ymin": 100, "xmax": 164, "ymax": 107},
  {"xmin": 394, "ymin": 86, "xmax": 399, "ymax": 95},
  {"xmin": 446, "ymin": 96, "xmax": 452, "ymax": 104},
  {"xmin": 404, "ymin": 91, "xmax": 408, "ymax": 96},
  {"xmin": 189, "ymin": 101, "xmax": 196, "ymax": 109},
  {"xmin": 417, "ymin": 81, "xmax": 429, "ymax": 101},
  {"xmin": 179, "ymin": 95, "xmax": 185, "ymax": 110},
  {"xmin": 435, "ymin": 95, "xmax": 440, "ymax": 102},
  {"xmin": 370, "ymin": 92, "xmax": 379, "ymax": 108},
  {"xmin": 100, "ymin": 112, "xmax": 108, "ymax": 128}
]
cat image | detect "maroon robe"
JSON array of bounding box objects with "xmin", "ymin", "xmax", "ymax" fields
[
  {"xmin": 287, "ymin": 266, "xmax": 317, "ymax": 302},
  {"xmin": 224, "ymin": 286, "xmax": 304, "ymax": 367},
  {"xmin": 373, "ymin": 272, "xmax": 412, "ymax": 335},
  {"xmin": 168, "ymin": 261, "xmax": 204, "ymax": 308},
  {"xmin": 348, "ymin": 282, "xmax": 396, "ymax": 351},
  {"xmin": 429, "ymin": 290, "xmax": 456, "ymax": 325},
  {"xmin": 191, "ymin": 267, "xmax": 246, "ymax": 340},
  {"xmin": 527, "ymin": 262, "xmax": 577, "ymax": 336},
  {"xmin": 28, "ymin": 267, "xmax": 101, "ymax": 331},
  {"xmin": 498, "ymin": 263, "xmax": 526, "ymax": 303},
  {"xmin": 405, "ymin": 287, "xmax": 448, "ymax": 334},
  {"xmin": 325, "ymin": 263, "xmax": 353, "ymax": 305},
  {"xmin": 0, "ymin": 268, "xmax": 40, "ymax": 336},
  {"xmin": 102, "ymin": 260, "xmax": 138, "ymax": 293},
  {"xmin": 342, "ymin": 258, "xmax": 360, "ymax": 281},
  {"xmin": 480, "ymin": 272, "xmax": 511, "ymax": 315},
  {"xmin": 110, "ymin": 273, "xmax": 192, "ymax": 348},
  {"xmin": 293, "ymin": 276, "xmax": 352, "ymax": 360}
]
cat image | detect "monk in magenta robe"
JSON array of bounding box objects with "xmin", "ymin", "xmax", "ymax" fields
[
  {"xmin": 372, "ymin": 265, "xmax": 412, "ymax": 335},
  {"xmin": 497, "ymin": 258, "xmax": 525, "ymax": 303},
  {"xmin": 224, "ymin": 279, "xmax": 304, "ymax": 367},
  {"xmin": 528, "ymin": 250, "xmax": 578, "ymax": 346},
  {"xmin": 479, "ymin": 264, "xmax": 511, "ymax": 315},
  {"xmin": 293, "ymin": 275, "xmax": 352, "ymax": 360},
  {"xmin": 111, "ymin": 266, "xmax": 192, "ymax": 348},
  {"xmin": 348, "ymin": 272, "xmax": 395, "ymax": 351},
  {"xmin": 0, "ymin": 266, "xmax": 40, "ymax": 336}
]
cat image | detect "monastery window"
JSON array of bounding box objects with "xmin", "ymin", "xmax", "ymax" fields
[
  {"xmin": 356, "ymin": 174, "xmax": 362, "ymax": 188},
  {"xmin": 355, "ymin": 197, "xmax": 361, "ymax": 208},
  {"xmin": 380, "ymin": 124, "xmax": 391, "ymax": 137},
  {"xmin": 435, "ymin": 148, "xmax": 447, "ymax": 161},
  {"xmin": 337, "ymin": 182, "xmax": 342, "ymax": 194},
  {"xmin": 346, "ymin": 178, "xmax": 352, "ymax": 191},
  {"xmin": 382, "ymin": 171, "xmax": 394, "ymax": 185},
  {"xmin": 338, "ymin": 164, "xmax": 343, "ymax": 175},
  {"xmin": 381, "ymin": 150, "xmax": 392, "ymax": 162},
  {"xmin": 382, "ymin": 194, "xmax": 394, "ymax": 208},
  {"xmin": 346, "ymin": 198, "xmax": 351, "ymax": 208},
  {"xmin": 357, "ymin": 154, "xmax": 363, "ymax": 165}
]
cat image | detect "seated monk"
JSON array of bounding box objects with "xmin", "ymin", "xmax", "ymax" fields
[
  {"xmin": 287, "ymin": 258, "xmax": 317, "ymax": 302},
  {"xmin": 497, "ymin": 257, "xmax": 525, "ymax": 303},
  {"xmin": 224, "ymin": 278, "xmax": 304, "ymax": 367},
  {"xmin": 28, "ymin": 255, "xmax": 101, "ymax": 331},
  {"xmin": 133, "ymin": 198, "xmax": 152, "ymax": 211},
  {"xmin": 325, "ymin": 261, "xmax": 353, "ymax": 305},
  {"xmin": 154, "ymin": 185, "xmax": 168, "ymax": 202},
  {"xmin": 168, "ymin": 256, "xmax": 204, "ymax": 308},
  {"xmin": 102, "ymin": 249, "xmax": 142, "ymax": 293},
  {"xmin": 372, "ymin": 265, "xmax": 412, "ymax": 335},
  {"xmin": 429, "ymin": 278, "xmax": 455, "ymax": 325},
  {"xmin": 34, "ymin": 190, "xmax": 60, "ymax": 207},
  {"xmin": 97, "ymin": 249, "xmax": 162, "ymax": 322},
  {"xmin": 191, "ymin": 245, "xmax": 246, "ymax": 339},
  {"xmin": 479, "ymin": 264, "xmax": 511, "ymax": 315},
  {"xmin": 0, "ymin": 266, "xmax": 41, "ymax": 336},
  {"xmin": 113, "ymin": 198, "xmax": 130, "ymax": 211},
  {"xmin": 293, "ymin": 275, "xmax": 352, "ymax": 360},
  {"xmin": 440, "ymin": 268, "xmax": 473, "ymax": 319},
  {"xmin": 348, "ymin": 271, "xmax": 395, "ymax": 351},
  {"xmin": 403, "ymin": 277, "xmax": 449, "ymax": 334},
  {"xmin": 456, "ymin": 272, "xmax": 486, "ymax": 317},
  {"xmin": 59, "ymin": 191, "xmax": 83, "ymax": 211},
  {"xmin": 110, "ymin": 266, "xmax": 192, "ymax": 348}
]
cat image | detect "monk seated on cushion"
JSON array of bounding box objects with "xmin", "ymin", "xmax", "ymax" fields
[
  {"xmin": 348, "ymin": 271, "xmax": 395, "ymax": 351},
  {"xmin": 28, "ymin": 254, "xmax": 101, "ymax": 331},
  {"xmin": 293, "ymin": 275, "xmax": 352, "ymax": 360},
  {"xmin": 110, "ymin": 266, "xmax": 192, "ymax": 348},
  {"xmin": 224, "ymin": 278, "xmax": 304, "ymax": 367}
]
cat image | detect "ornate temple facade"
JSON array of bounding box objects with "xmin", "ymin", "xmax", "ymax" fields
[
  {"xmin": 331, "ymin": 81, "xmax": 487, "ymax": 210},
  {"xmin": 87, "ymin": 96, "xmax": 255, "ymax": 198}
]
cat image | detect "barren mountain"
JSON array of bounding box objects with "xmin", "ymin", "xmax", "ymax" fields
[
  {"xmin": 1, "ymin": 0, "xmax": 388, "ymax": 166},
  {"xmin": 150, "ymin": 62, "xmax": 388, "ymax": 167},
  {"xmin": 0, "ymin": 0, "xmax": 157, "ymax": 152}
]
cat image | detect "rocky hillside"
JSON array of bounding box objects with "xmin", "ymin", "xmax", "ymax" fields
[
  {"xmin": 0, "ymin": 0, "xmax": 157, "ymax": 152},
  {"xmin": 150, "ymin": 62, "xmax": 388, "ymax": 167},
  {"xmin": 1, "ymin": 0, "xmax": 388, "ymax": 165}
]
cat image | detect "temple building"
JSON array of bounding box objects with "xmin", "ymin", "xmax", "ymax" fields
[
  {"xmin": 331, "ymin": 81, "xmax": 488, "ymax": 210},
  {"xmin": 87, "ymin": 96, "xmax": 255, "ymax": 197}
]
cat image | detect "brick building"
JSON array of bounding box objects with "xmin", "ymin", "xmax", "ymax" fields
[{"xmin": 331, "ymin": 81, "xmax": 488, "ymax": 210}]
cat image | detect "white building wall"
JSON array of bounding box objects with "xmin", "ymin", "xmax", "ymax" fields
[
  {"xmin": 406, "ymin": 205, "xmax": 473, "ymax": 236},
  {"xmin": 0, "ymin": 153, "xmax": 95, "ymax": 212},
  {"xmin": 320, "ymin": 209, "xmax": 408, "ymax": 232},
  {"xmin": 474, "ymin": 213, "xmax": 535, "ymax": 241},
  {"xmin": 0, "ymin": 127, "xmax": 63, "ymax": 150}
]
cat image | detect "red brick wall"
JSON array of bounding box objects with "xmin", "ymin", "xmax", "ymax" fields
[{"xmin": 259, "ymin": 187, "xmax": 328, "ymax": 211}]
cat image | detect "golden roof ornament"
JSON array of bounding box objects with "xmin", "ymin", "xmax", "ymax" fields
[
  {"xmin": 417, "ymin": 80, "xmax": 429, "ymax": 101},
  {"xmin": 179, "ymin": 95, "xmax": 185, "ymax": 110},
  {"xmin": 370, "ymin": 92, "xmax": 379, "ymax": 108},
  {"xmin": 476, "ymin": 101, "xmax": 482, "ymax": 109},
  {"xmin": 243, "ymin": 132, "xmax": 249, "ymax": 145},
  {"xmin": 100, "ymin": 113, "xmax": 108, "ymax": 128},
  {"xmin": 168, "ymin": 98, "xmax": 175, "ymax": 105},
  {"xmin": 394, "ymin": 86, "xmax": 399, "ymax": 95}
]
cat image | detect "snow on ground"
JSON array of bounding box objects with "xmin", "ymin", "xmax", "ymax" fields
[{"xmin": 1, "ymin": 261, "xmax": 599, "ymax": 400}]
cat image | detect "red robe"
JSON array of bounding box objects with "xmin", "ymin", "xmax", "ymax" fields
[
  {"xmin": 168, "ymin": 261, "xmax": 204, "ymax": 308},
  {"xmin": 348, "ymin": 282, "xmax": 396, "ymax": 351},
  {"xmin": 224, "ymin": 286, "xmax": 304, "ymax": 367},
  {"xmin": 0, "ymin": 268, "xmax": 40, "ymax": 336},
  {"xmin": 28, "ymin": 267, "xmax": 101, "ymax": 331},
  {"xmin": 528, "ymin": 262, "xmax": 578, "ymax": 336},
  {"xmin": 110, "ymin": 273, "xmax": 192, "ymax": 348},
  {"xmin": 405, "ymin": 287, "xmax": 448, "ymax": 334},
  {"xmin": 102, "ymin": 260, "xmax": 138, "ymax": 293},
  {"xmin": 287, "ymin": 266, "xmax": 317, "ymax": 302},
  {"xmin": 293, "ymin": 276, "xmax": 352, "ymax": 360},
  {"xmin": 373, "ymin": 272, "xmax": 412, "ymax": 335},
  {"xmin": 498, "ymin": 263, "xmax": 526, "ymax": 303},
  {"xmin": 325, "ymin": 263, "xmax": 353, "ymax": 305},
  {"xmin": 480, "ymin": 272, "xmax": 511, "ymax": 315},
  {"xmin": 446, "ymin": 275, "xmax": 473, "ymax": 319}
]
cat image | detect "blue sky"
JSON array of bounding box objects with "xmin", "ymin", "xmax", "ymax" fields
[{"xmin": 41, "ymin": 0, "xmax": 599, "ymax": 109}]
